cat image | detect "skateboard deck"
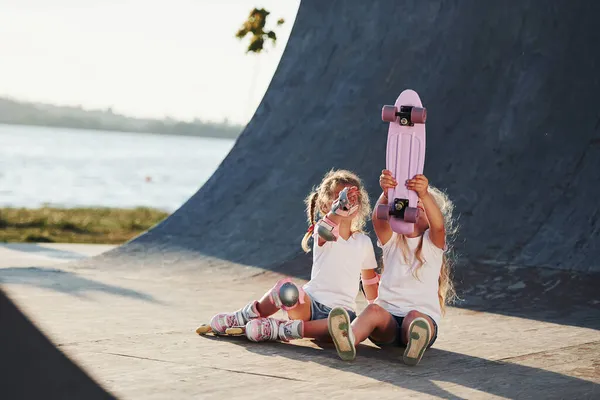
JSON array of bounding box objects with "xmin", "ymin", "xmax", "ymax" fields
[
  {"xmin": 195, "ymin": 324, "xmax": 245, "ymax": 336},
  {"xmin": 376, "ymin": 89, "xmax": 427, "ymax": 234}
]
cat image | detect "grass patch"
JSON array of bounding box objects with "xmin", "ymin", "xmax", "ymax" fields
[{"xmin": 0, "ymin": 207, "xmax": 169, "ymax": 244}]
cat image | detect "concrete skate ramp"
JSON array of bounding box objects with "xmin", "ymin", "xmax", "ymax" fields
[
  {"xmin": 111, "ymin": 0, "xmax": 600, "ymax": 274},
  {"xmin": 2, "ymin": 0, "xmax": 600, "ymax": 398}
]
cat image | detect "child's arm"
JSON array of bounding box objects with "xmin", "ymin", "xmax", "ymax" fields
[
  {"xmin": 316, "ymin": 186, "xmax": 359, "ymax": 245},
  {"xmin": 360, "ymin": 235, "xmax": 379, "ymax": 303},
  {"xmin": 372, "ymin": 170, "xmax": 395, "ymax": 245},
  {"xmin": 361, "ymin": 269, "xmax": 379, "ymax": 302},
  {"xmin": 317, "ymin": 235, "xmax": 326, "ymax": 247},
  {"xmin": 313, "ymin": 205, "xmax": 342, "ymax": 247},
  {"xmin": 407, "ymin": 174, "xmax": 446, "ymax": 249}
]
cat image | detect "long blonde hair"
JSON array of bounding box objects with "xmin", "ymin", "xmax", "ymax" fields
[
  {"xmin": 301, "ymin": 169, "xmax": 371, "ymax": 252},
  {"xmin": 394, "ymin": 186, "xmax": 458, "ymax": 314}
]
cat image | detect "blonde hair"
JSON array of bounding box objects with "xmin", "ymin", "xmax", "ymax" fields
[
  {"xmin": 301, "ymin": 169, "xmax": 371, "ymax": 252},
  {"xmin": 394, "ymin": 185, "xmax": 458, "ymax": 315}
]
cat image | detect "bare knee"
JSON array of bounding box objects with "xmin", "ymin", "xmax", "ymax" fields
[
  {"xmin": 403, "ymin": 310, "xmax": 428, "ymax": 326},
  {"xmin": 363, "ymin": 303, "xmax": 387, "ymax": 317},
  {"xmin": 286, "ymin": 296, "xmax": 312, "ymax": 321},
  {"xmin": 357, "ymin": 304, "xmax": 393, "ymax": 328},
  {"xmin": 355, "ymin": 304, "xmax": 396, "ymax": 344},
  {"xmin": 405, "ymin": 310, "xmax": 423, "ymax": 320},
  {"xmin": 401, "ymin": 310, "xmax": 435, "ymax": 341}
]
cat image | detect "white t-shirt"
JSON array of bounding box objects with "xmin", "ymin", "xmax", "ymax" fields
[
  {"xmin": 375, "ymin": 230, "xmax": 444, "ymax": 325},
  {"xmin": 303, "ymin": 232, "xmax": 377, "ymax": 311}
]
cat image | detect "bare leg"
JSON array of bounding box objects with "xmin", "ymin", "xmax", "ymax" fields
[
  {"xmin": 328, "ymin": 304, "xmax": 397, "ymax": 361},
  {"xmin": 283, "ymin": 294, "xmax": 329, "ymax": 340},
  {"xmin": 285, "ymin": 296, "xmax": 312, "ymax": 321},
  {"xmin": 351, "ymin": 304, "xmax": 397, "ymax": 345},
  {"xmin": 303, "ymin": 319, "xmax": 331, "ymax": 341},
  {"xmin": 256, "ymin": 292, "xmax": 280, "ymax": 317}
]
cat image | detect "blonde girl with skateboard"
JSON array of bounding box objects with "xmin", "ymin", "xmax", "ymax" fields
[
  {"xmin": 328, "ymin": 170, "xmax": 457, "ymax": 366},
  {"xmin": 205, "ymin": 169, "xmax": 379, "ymax": 342}
]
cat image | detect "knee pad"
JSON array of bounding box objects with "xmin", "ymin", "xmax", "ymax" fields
[
  {"xmin": 316, "ymin": 215, "xmax": 339, "ymax": 241},
  {"xmin": 268, "ymin": 278, "xmax": 306, "ymax": 311}
]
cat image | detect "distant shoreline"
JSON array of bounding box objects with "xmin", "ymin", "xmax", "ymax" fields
[
  {"xmin": 0, "ymin": 96, "xmax": 245, "ymax": 140},
  {"xmin": 0, "ymin": 121, "xmax": 239, "ymax": 140}
]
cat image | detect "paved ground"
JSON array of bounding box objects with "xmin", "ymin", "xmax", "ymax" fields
[
  {"xmin": 1, "ymin": 244, "xmax": 598, "ymax": 399},
  {"xmin": 3, "ymin": 1, "xmax": 600, "ymax": 398}
]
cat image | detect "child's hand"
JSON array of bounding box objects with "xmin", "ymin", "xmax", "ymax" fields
[
  {"xmin": 406, "ymin": 174, "xmax": 429, "ymax": 198},
  {"xmin": 380, "ymin": 170, "xmax": 397, "ymax": 193},
  {"xmin": 331, "ymin": 186, "xmax": 359, "ymax": 217},
  {"xmin": 346, "ymin": 186, "xmax": 359, "ymax": 206}
]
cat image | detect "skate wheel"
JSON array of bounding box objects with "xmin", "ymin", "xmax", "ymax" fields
[
  {"xmin": 196, "ymin": 324, "xmax": 212, "ymax": 335},
  {"xmin": 404, "ymin": 207, "xmax": 419, "ymax": 223},
  {"xmin": 382, "ymin": 105, "xmax": 397, "ymax": 122},
  {"xmin": 411, "ymin": 107, "xmax": 427, "ymax": 124},
  {"xmin": 225, "ymin": 327, "xmax": 244, "ymax": 335},
  {"xmin": 376, "ymin": 204, "xmax": 390, "ymax": 220}
]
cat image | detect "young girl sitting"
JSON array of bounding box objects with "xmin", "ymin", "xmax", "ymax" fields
[
  {"xmin": 207, "ymin": 169, "xmax": 379, "ymax": 342},
  {"xmin": 328, "ymin": 170, "xmax": 457, "ymax": 365}
]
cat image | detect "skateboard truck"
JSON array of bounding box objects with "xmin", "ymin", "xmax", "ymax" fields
[
  {"xmin": 382, "ymin": 105, "xmax": 427, "ymax": 126},
  {"xmin": 390, "ymin": 198, "xmax": 409, "ymax": 218},
  {"xmin": 376, "ymin": 198, "xmax": 420, "ymax": 223}
]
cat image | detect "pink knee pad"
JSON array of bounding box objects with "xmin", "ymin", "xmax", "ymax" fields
[{"xmin": 268, "ymin": 278, "xmax": 306, "ymax": 311}]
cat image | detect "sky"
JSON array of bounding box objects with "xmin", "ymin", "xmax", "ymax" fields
[{"xmin": 0, "ymin": 0, "xmax": 300, "ymax": 125}]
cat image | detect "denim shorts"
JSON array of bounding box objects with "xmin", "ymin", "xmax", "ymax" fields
[
  {"xmin": 309, "ymin": 297, "xmax": 357, "ymax": 321},
  {"xmin": 370, "ymin": 313, "xmax": 438, "ymax": 348}
]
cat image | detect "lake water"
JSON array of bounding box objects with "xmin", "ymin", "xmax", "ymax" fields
[{"xmin": 0, "ymin": 124, "xmax": 236, "ymax": 212}]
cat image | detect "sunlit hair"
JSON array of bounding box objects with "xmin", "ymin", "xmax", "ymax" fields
[
  {"xmin": 394, "ymin": 186, "xmax": 458, "ymax": 314},
  {"xmin": 301, "ymin": 169, "xmax": 371, "ymax": 252}
]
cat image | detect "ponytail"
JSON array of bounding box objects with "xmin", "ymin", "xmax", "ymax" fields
[{"xmin": 301, "ymin": 191, "xmax": 319, "ymax": 252}]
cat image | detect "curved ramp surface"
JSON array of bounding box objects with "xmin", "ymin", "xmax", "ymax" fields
[
  {"xmin": 2, "ymin": 0, "xmax": 600, "ymax": 398},
  {"xmin": 96, "ymin": 0, "xmax": 600, "ymax": 274}
]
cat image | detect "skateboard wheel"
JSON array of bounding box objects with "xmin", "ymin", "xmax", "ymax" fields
[
  {"xmin": 376, "ymin": 204, "xmax": 390, "ymax": 220},
  {"xmin": 382, "ymin": 105, "xmax": 397, "ymax": 122},
  {"xmin": 225, "ymin": 327, "xmax": 244, "ymax": 335},
  {"xmin": 404, "ymin": 207, "xmax": 419, "ymax": 223},
  {"xmin": 196, "ymin": 324, "xmax": 212, "ymax": 335},
  {"xmin": 411, "ymin": 107, "xmax": 427, "ymax": 124}
]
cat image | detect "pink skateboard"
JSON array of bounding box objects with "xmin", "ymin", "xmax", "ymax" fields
[{"xmin": 376, "ymin": 89, "xmax": 427, "ymax": 234}]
